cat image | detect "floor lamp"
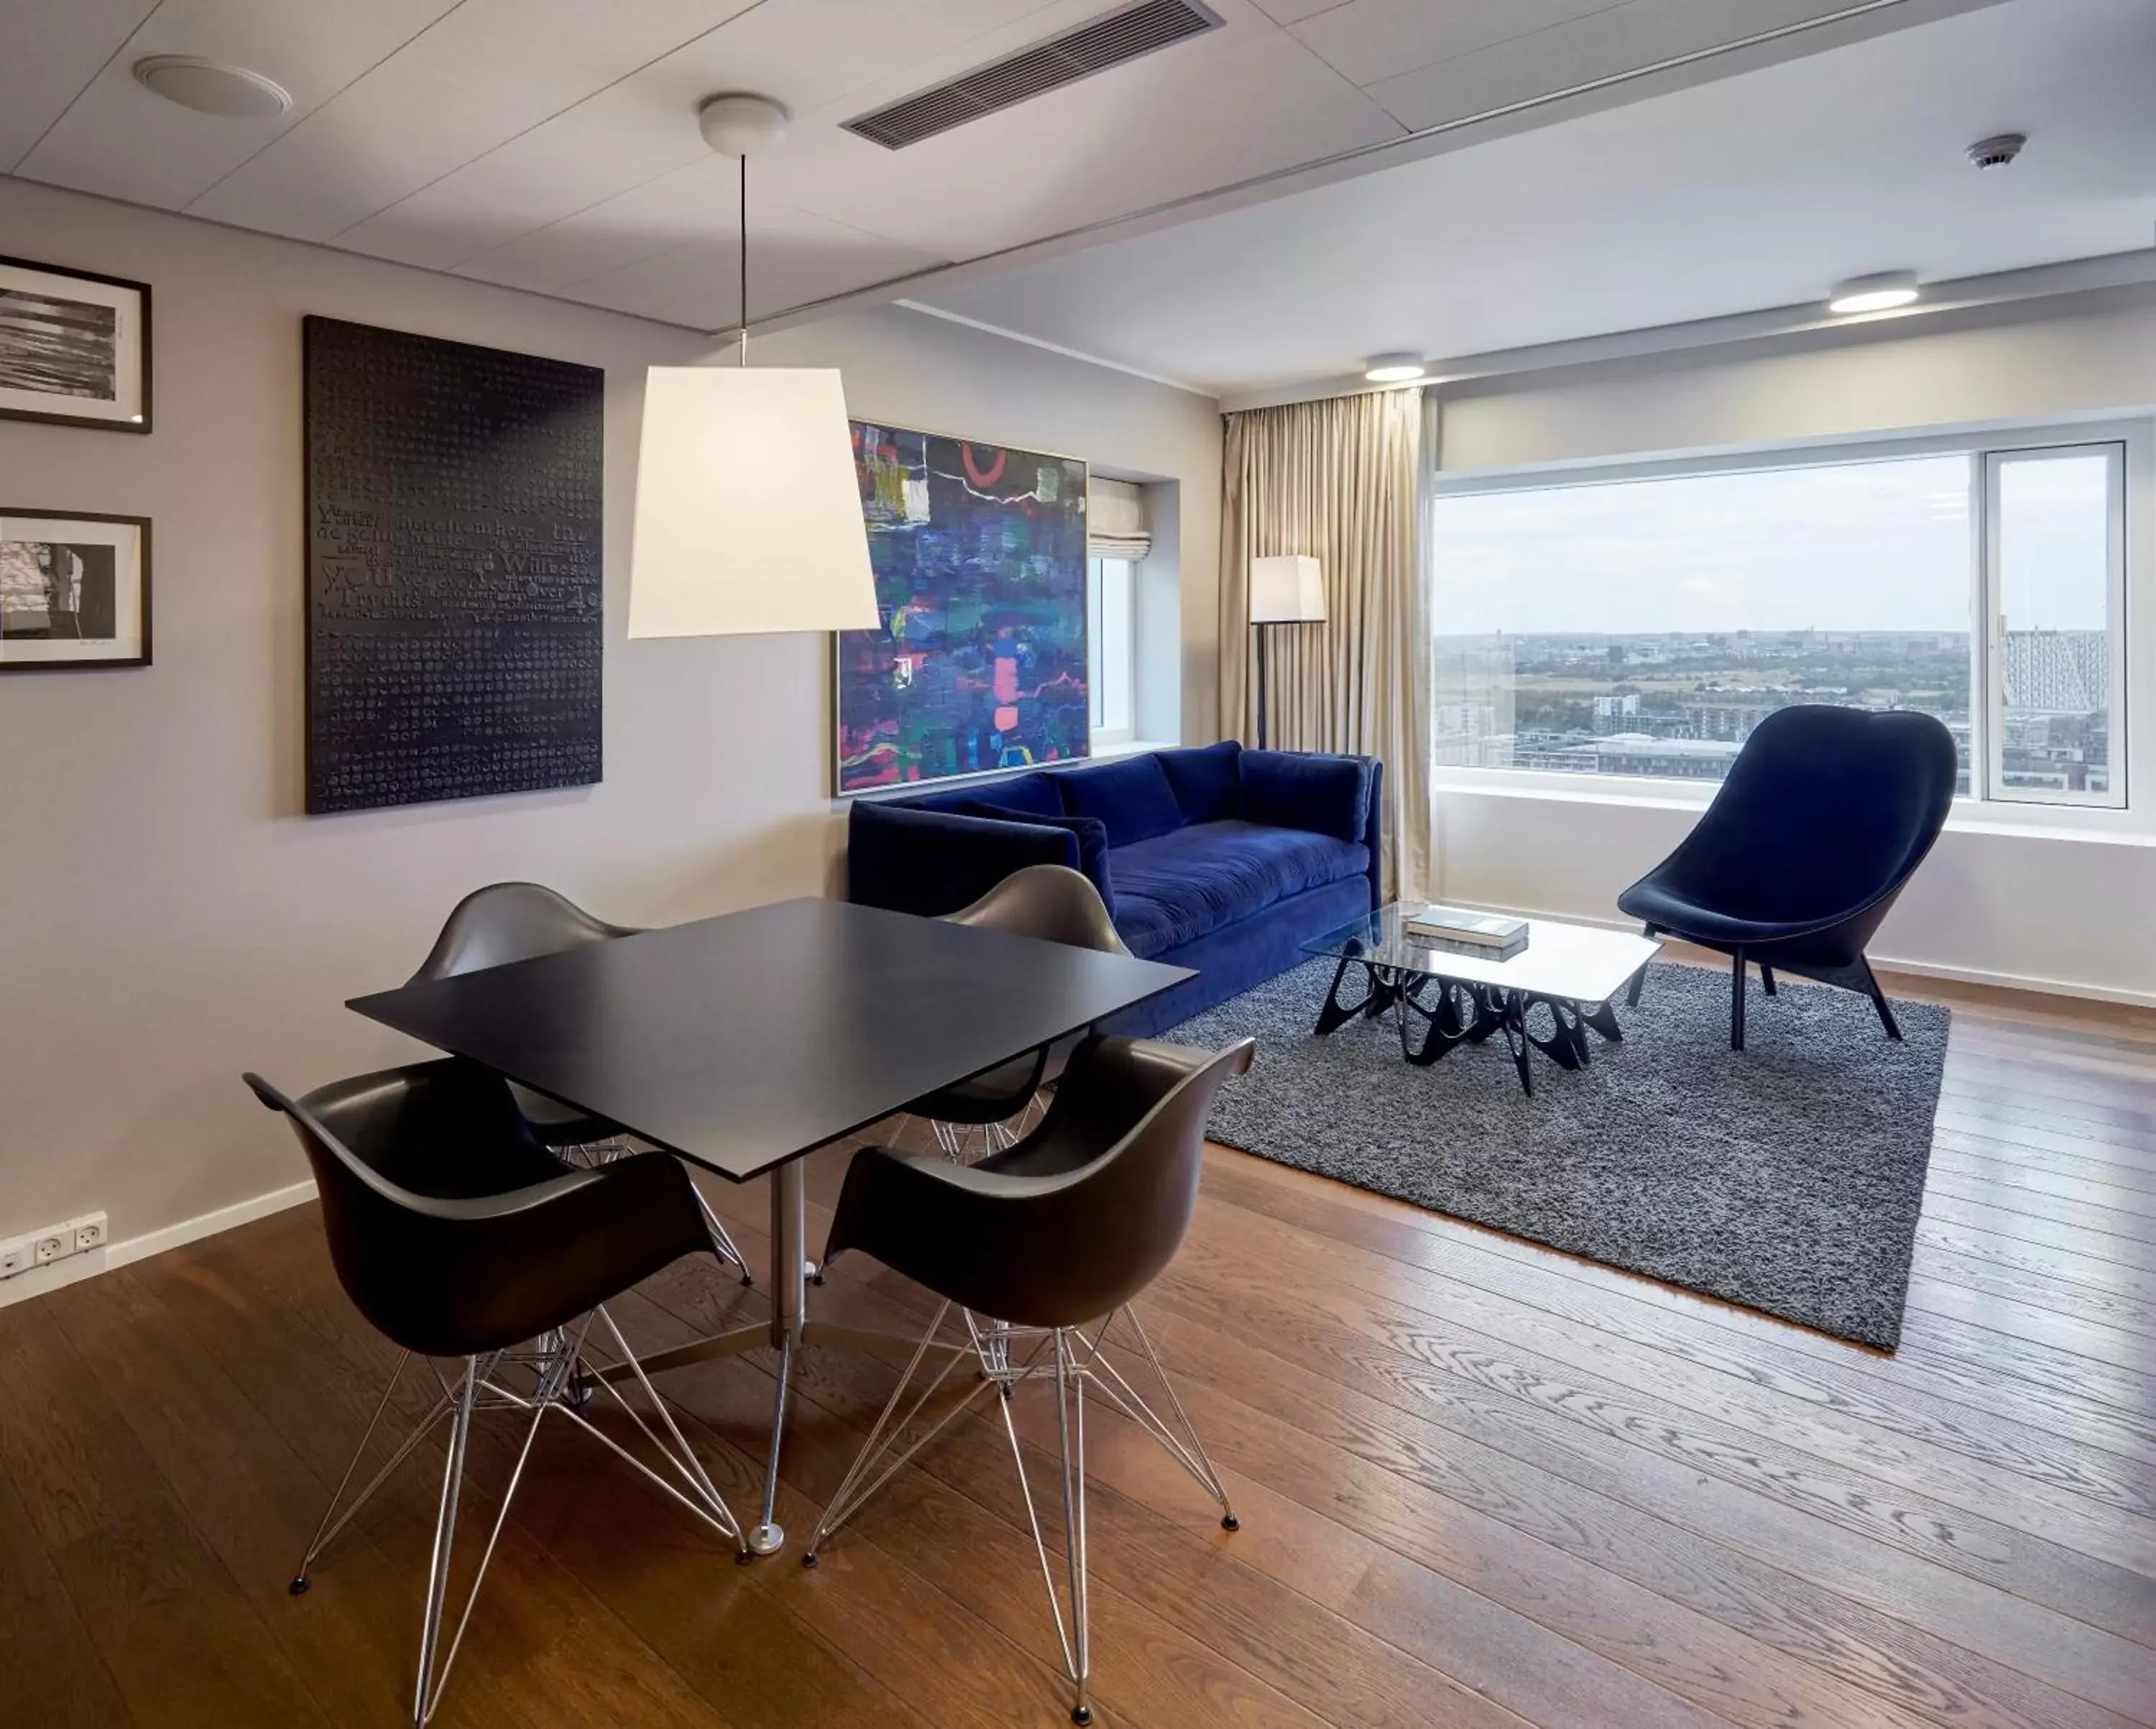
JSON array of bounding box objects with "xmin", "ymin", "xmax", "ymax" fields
[{"xmin": 1248, "ymin": 555, "xmax": 1326, "ymax": 750}]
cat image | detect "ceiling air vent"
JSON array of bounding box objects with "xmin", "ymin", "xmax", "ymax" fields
[{"xmin": 842, "ymin": 0, "xmax": 1222, "ymax": 150}]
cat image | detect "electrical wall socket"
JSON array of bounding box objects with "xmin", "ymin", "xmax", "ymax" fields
[{"xmin": 0, "ymin": 1212, "xmax": 109, "ymax": 1278}]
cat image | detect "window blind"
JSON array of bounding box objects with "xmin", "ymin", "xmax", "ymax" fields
[{"xmin": 1087, "ymin": 477, "xmax": 1150, "ymax": 559}]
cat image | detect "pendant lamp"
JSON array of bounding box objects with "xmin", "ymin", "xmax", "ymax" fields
[{"xmin": 627, "ymin": 93, "xmax": 877, "ymax": 639}]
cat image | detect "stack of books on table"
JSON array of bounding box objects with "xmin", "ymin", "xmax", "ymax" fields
[{"xmin": 1404, "ymin": 903, "xmax": 1530, "ymax": 962}]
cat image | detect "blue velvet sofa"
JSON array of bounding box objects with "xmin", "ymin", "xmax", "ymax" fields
[{"xmin": 846, "ymin": 742, "xmax": 1383, "ymax": 1036}]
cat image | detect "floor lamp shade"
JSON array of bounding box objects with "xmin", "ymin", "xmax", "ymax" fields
[
  {"xmin": 628, "ymin": 366, "xmax": 878, "ymax": 637},
  {"xmin": 1249, "ymin": 555, "xmax": 1325, "ymax": 624}
]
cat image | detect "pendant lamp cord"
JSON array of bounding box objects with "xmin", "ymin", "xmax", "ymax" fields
[{"xmin": 737, "ymin": 152, "xmax": 749, "ymax": 366}]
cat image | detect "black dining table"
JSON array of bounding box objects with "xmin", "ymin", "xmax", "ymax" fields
[{"xmin": 347, "ymin": 894, "xmax": 1192, "ymax": 1556}]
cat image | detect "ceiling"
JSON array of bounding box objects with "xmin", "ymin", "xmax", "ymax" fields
[
  {"xmin": 0, "ymin": 0, "xmax": 2014, "ymax": 348},
  {"xmin": 918, "ymin": 0, "xmax": 2156, "ymax": 395}
]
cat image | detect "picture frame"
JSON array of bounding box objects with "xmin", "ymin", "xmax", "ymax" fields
[
  {"xmin": 0, "ymin": 254, "xmax": 152, "ymax": 433},
  {"xmin": 834, "ymin": 419, "xmax": 1090, "ymax": 795},
  {"xmin": 0, "ymin": 509, "xmax": 152, "ymax": 671}
]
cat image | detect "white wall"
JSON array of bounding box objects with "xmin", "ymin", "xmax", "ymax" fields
[
  {"xmin": 0, "ymin": 177, "xmax": 1222, "ymax": 1259},
  {"xmin": 1429, "ymin": 294, "xmax": 2156, "ymax": 1006},
  {"xmin": 1432, "ymin": 785, "xmax": 2156, "ymax": 1005}
]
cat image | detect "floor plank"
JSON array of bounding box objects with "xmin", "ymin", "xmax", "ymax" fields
[
  {"xmin": 0, "ymin": 1457, "xmax": 137, "ymax": 1729},
  {"xmin": 1199, "ymin": 1160, "xmax": 2156, "ymax": 1536},
  {"xmin": 0, "ymin": 1296, "xmax": 338, "ymax": 1729}
]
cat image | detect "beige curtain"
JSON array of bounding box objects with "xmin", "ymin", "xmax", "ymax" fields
[{"xmin": 1221, "ymin": 387, "xmax": 1430, "ymax": 900}]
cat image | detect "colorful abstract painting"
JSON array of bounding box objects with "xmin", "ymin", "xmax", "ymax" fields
[{"xmin": 835, "ymin": 423, "xmax": 1089, "ymax": 793}]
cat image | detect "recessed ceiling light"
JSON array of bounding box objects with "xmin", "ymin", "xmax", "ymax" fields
[
  {"xmin": 1828, "ymin": 272, "xmax": 1920, "ymax": 315},
  {"xmin": 132, "ymin": 55, "xmax": 292, "ymax": 120},
  {"xmin": 1363, "ymin": 352, "xmax": 1426, "ymax": 383}
]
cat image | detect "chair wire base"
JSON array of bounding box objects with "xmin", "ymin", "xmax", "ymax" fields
[
  {"xmin": 908, "ymin": 1090, "xmax": 1044, "ymax": 1165},
  {"xmin": 563, "ymin": 1135, "xmax": 753, "ymax": 1283},
  {"xmin": 802, "ymin": 1301, "xmax": 1235, "ymax": 1727},
  {"xmin": 290, "ymin": 1308, "xmax": 748, "ymax": 1725}
]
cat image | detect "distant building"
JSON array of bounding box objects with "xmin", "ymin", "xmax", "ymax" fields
[
  {"xmin": 1433, "ymin": 634, "xmax": 1516, "ymax": 766},
  {"xmin": 1514, "ymin": 733, "xmax": 1741, "ymax": 780},
  {"xmin": 1681, "ymin": 697, "xmax": 1781, "ymax": 742},
  {"xmin": 2004, "ymin": 630, "xmax": 2106, "ymax": 714}
]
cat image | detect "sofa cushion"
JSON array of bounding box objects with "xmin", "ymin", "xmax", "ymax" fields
[
  {"xmin": 847, "ymin": 801, "xmax": 1077, "ymax": 917},
  {"xmin": 902, "ymin": 771, "xmax": 1064, "ymax": 818},
  {"xmin": 962, "ymin": 802, "xmax": 1112, "ymax": 898},
  {"xmin": 1109, "ymin": 820, "xmax": 1369, "ymax": 959},
  {"xmin": 1238, "ymin": 749, "xmax": 1373, "ymax": 843},
  {"xmin": 1056, "ymin": 753, "xmax": 1184, "ymax": 847},
  {"xmin": 1155, "ymin": 740, "xmax": 1243, "ymax": 824}
]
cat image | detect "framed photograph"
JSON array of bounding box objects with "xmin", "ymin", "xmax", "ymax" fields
[
  {"xmin": 834, "ymin": 421, "xmax": 1089, "ymax": 794},
  {"xmin": 0, "ymin": 510, "xmax": 151, "ymax": 670},
  {"xmin": 0, "ymin": 255, "xmax": 152, "ymax": 433}
]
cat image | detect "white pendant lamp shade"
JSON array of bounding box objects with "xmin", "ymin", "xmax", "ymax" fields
[
  {"xmin": 628, "ymin": 365, "xmax": 877, "ymax": 638},
  {"xmin": 1249, "ymin": 554, "xmax": 1326, "ymax": 624}
]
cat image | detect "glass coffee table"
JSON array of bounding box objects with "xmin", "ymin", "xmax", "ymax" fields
[{"xmin": 1303, "ymin": 904, "xmax": 1662, "ymax": 1094}]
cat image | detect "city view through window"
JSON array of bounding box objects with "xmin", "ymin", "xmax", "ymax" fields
[{"xmin": 1430, "ymin": 448, "xmax": 2117, "ymax": 802}]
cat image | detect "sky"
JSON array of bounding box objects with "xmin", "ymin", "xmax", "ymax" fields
[{"xmin": 1430, "ymin": 450, "xmax": 2113, "ymax": 636}]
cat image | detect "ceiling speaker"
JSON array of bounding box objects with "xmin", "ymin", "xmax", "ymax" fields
[{"xmin": 132, "ymin": 55, "xmax": 292, "ymax": 120}]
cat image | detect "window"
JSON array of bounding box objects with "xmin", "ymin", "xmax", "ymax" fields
[
  {"xmin": 1986, "ymin": 446, "xmax": 2125, "ymax": 803},
  {"xmin": 1429, "ymin": 433, "xmax": 2129, "ymax": 808},
  {"xmin": 1088, "ymin": 555, "xmax": 1136, "ymax": 747}
]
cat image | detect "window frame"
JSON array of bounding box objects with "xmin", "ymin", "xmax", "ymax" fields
[
  {"xmin": 1087, "ymin": 553, "xmax": 1138, "ymax": 751},
  {"xmin": 1427, "ymin": 416, "xmax": 2147, "ymax": 834},
  {"xmin": 1979, "ymin": 441, "xmax": 2128, "ymax": 809}
]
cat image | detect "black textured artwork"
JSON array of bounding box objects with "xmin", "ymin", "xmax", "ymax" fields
[{"xmin": 304, "ymin": 315, "xmax": 604, "ymax": 813}]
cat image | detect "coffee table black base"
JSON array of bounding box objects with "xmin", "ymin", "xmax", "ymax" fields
[
  {"xmin": 1314, "ymin": 953, "xmax": 1402, "ymax": 1035},
  {"xmin": 1316, "ymin": 956, "xmax": 1626, "ymax": 1095}
]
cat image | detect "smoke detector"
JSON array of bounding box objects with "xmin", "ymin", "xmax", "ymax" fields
[
  {"xmin": 1966, "ymin": 132, "xmax": 2026, "ymax": 170},
  {"xmin": 133, "ymin": 55, "xmax": 291, "ymax": 119}
]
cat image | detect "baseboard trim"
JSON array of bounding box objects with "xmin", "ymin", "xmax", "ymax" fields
[
  {"xmin": 1857, "ymin": 955, "xmax": 2156, "ymax": 1011},
  {"xmin": 0, "ymin": 1178, "xmax": 317, "ymax": 1311},
  {"xmin": 1442, "ymin": 898, "xmax": 2156, "ymax": 1011}
]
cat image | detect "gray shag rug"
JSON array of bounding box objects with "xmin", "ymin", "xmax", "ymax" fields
[{"xmin": 1164, "ymin": 958, "xmax": 1950, "ymax": 1348}]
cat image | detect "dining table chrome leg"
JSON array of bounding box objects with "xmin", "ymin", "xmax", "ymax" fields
[
  {"xmin": 747, "ymin": 1158, "xmax": 809, "ymax": 1557},
  {"xmin": 591, "ymin": 1154, "xmax": 967, "ymax": 1559}
]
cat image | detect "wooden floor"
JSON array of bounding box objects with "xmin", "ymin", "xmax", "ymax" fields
[{"xmin": 4, "ymin": 970, "xmax": 2155, "ymax": 1729}]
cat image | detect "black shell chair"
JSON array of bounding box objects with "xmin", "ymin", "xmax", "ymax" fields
[
  {"xmin": 906, "ymin": 864, "xmax": 1130, "ymax": 1159},
  {"xmin": 806, "ymin": 1034, "xmax": 1256, "ymax": 1727},
  {"xmin": 246, "ymin": 1060, "xmax": 748, "ymax": 1725},
  {"xmin": 1616, "ymin": 705, "xmax": 1958, "ymax": 1048},
  {"xmin": 413, "ymin": 882, "xmax": 748, "ymax": 1281}
]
